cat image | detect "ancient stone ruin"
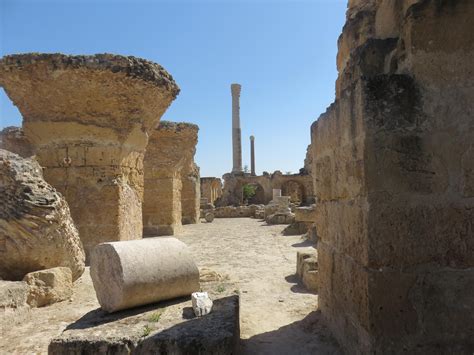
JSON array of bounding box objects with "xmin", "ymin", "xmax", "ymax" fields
[
  {"xmin": 181, "ymin": 162, "xmax": 201, "ymax": 225},
  {"xmin": 0, "ymin": 149, "xmax": 85, "ymax": 281},
  {"xmin": 143, "ymin": 121, "xmax": 199, "ymax": 236},
  {"xmin": 312, "ymin": 0, "xmax": 474, "ymax": 352},
  {"xmin": 0, "ymin": 126, "xmax": 34, "ymax": 158},
  {"xmin": 1, "ymin": 0, "xmax": 473, "ymax": 353},
  {"xmin": 0, "ymin": 53, "xmax": 180, "ymax": 257},
  {"xmin": 219, "ymin": 170, "xmax": 313, "ymax": 207}
]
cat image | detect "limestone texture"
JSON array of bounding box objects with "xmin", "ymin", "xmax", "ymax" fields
[
  {"xmin": 181, "ymin": 162, "xmax": 201, "ymax": 225},
  {"xmin": 0, "ymin": 53, "xmax": 180, "ymax": 258},
  {"xmin": 90, "ymin": 237, "xmax": 200, "ymax": 312},
  {"xmin": 312, "ymin": 0, "xmax": 474, "ymax": 352},
  {"xmin": 0, "ymin": 149, "xmax": 85, "ymax": 281},
  {"xmin": 0, "ymin": 126, "xmax": 34, "ymax": 158},
  {"xmin": 192, "ymin": 291, "xmax": 213, "ymax": 317},
  {"xmin": 0, "ymin": 280, "xmax": 29, "ymax": 309},
  {"xmin": 143, "ymin": 121, "xmax": 199, "ymax": 236},
  {"xmin": 23, "ymin": 267, "xmax": 73, "ymax": 307}
]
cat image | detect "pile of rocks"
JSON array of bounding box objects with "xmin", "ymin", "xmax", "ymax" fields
[{"xmin": 265, "ymin": 196, "xmax": 295, "ymax": 225}]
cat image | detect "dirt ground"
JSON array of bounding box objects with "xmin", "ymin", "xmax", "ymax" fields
[{"xmin": 1, "ymin": 218, "xmax": 340, "ymax": 354}]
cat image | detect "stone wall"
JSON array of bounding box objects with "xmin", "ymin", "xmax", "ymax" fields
[
  {"xmin": 181, "ymin": 162, "xmax": 201, "ymax": 225},
  {"xmin": 0, "ymin": 127, "xmax": 34, "ymax": 158},
  {"xmin": 219, "ymin": 171, "xmax": 313, "ymax": 206},
  {"xmin": 313, "ymin": 1, "xmax": 474, "ymax": 353},
  {"xmin": 143, "ymin": 122, "xmax": 199, "ymax": 235},
  {"xmin": 200, "ymin": 177, "xmax": 223, "ymax": 206},
  {"xmin": 0, "ymin": 53, "xmax": 179, "ymax": 258}
]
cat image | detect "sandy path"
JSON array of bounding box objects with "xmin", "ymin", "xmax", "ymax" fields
[
  {"xmin": 178, "ymin": 218, "xmax": 340, "ymax": 355},
  {"xmin": 0, "ymin": 217, "xmax": 340, "ymax": 354}
]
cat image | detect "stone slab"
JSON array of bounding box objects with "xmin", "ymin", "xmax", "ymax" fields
[{"xmin": 49, "ymin": 281, "xmax": 239, "ymax": 354}]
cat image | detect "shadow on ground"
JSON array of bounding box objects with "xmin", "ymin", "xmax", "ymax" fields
[
  {"xmin": 240, "ymin": 311, "xmax": 341, "ymax": 355},
  {"xmin": 65, "ymin": 296, "xmax": 189, "ymax": 330},
  {"xmin": 291, "ymin": 239, "xmax": 314, "ymax": 248},
  {"xmin": 285, "ymin": 274, "xmax": 317, "ymax": 295}
]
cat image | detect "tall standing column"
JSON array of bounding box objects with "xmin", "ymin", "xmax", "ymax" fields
[
  {"xmin": 231, "ymin": 83, "xmax": 242, "ymax": 173},
  {"xmin": 250, "ymin": 135, "xmax": 256, "ymax": 176}
]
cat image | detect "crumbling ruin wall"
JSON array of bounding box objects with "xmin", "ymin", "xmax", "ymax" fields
[
  {"xmin": 200, "ymin": 177, "xmax": 222, "ymax": 206},
  {"xmin": 0, "ymin": 127, "xmax": 34, "ymax": 158},
  {"xmin": 0, "ymin": 53, "xmax": 179, "ymax": 258},
  {"xmin": 143, "ymin": 122, "xmax": 199, "ymax": 235},
  {"xmin": 219, "ymin": 171, "xmax": 313, "ymax": 206},
  {"xmin": 313, "ymin": 1, "xmax": 474, "ymax": 353},
  {"xmin": 181, "ymin": 162, "xmax": 201, "ymax": 225}
]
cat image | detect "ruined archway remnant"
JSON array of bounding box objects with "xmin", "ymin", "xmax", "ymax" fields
[
  {"xmin": 143, "ymin": 122, "xmax": 199, "ymax": 236},
  {"xmin": 281, "ymin": 180, "xmax": 305, "ymax": 204},
  {"xmin": 219, "ymin": 171, "xmax": 313, "ymax": 207},
  {"xmin": 313, "ymin": 1, "xmax": 474, "ymax": 353},
  {"xmin": 200, "ymin": 177, "xmax": 223, "ymax": 206},
  {"xmin": 0, "ymin": 53, "xmax": 180, "ymax": 258}
]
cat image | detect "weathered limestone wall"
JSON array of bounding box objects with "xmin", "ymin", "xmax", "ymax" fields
[
  {"xmin": 219, "ymin": 171, "xmax": 313, "ymax": 206},
  {"xmin": 313, "ymin": 1, "xmax": 474, "ymax": 353},
  {"xmin": 0, "ymin": 127, "xmax": 34, "ymax": 158},
  {"xmin": 143, "ymin": 122, "xmax": 199, "ymax": 235},
  {"xmin": 200, "ymin": 177, "xmax": 223, "ymax": 206},
  {"xmin": 0, "ymin": 53, "xmax": 179, "ymax": 258},
  {"xmin": 181, "ymin": 162, "xmax": 201, "ymax": 225}
]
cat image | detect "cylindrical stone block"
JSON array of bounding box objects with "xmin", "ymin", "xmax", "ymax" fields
[{"xmin": 90, "ymin": 238, "xmax": 199, "ymax": 312}]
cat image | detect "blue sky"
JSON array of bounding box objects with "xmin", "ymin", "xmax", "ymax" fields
[{"xmin": 0, "ymin": 0, "xmax": 347, "ymax": 177}]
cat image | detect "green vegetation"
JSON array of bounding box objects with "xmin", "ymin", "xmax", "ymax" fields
[
  {"xmin": 141, "ymin": 325, "xmax": 152, "ymax": 337},
  {"xmin": 242, "ymin": 184, "xmax": 256, "ymax": 201},
  {"xmin": 148, "ymin": 311, "xmax": 162, "ymax": 322},
  {"xmin": 217, "ymin": 284, "xmax": 226, "ymax": 293}
]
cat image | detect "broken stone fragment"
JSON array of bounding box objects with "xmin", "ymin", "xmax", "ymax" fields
[
  {"xmin": 192, "ymin": 292, "xmax": 213, "ymax": 317},
  {"xmin": 204, "ymin": 212, "xmax": 215, "ymax": 223},
  {"xmin": 265, "ymin": 212, "xmax": 295, "ymax": 225},
  {"xmin": 296, "ymin": 251, "xmax": 317, "ymax": 279},
  {"xmin": 90, "ymin": 237, "xmax": 199, "ymax": 313},
  {"xmin": 0, "ymin": 149, "xmax": 85, "ymax": 281},
  {"xmin": 301, "ymin": 257, "xmax": 318, "ymax": 293},
  {"xmin": 23, "ymin": 267, "xmax": 73, "ymax": 307}
]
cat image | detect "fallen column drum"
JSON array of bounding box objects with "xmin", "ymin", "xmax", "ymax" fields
[{"xmin": 90, "ymin": 237, "xmax": 199, "ymax": 312}]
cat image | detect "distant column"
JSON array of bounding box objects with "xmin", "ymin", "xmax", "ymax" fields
[
  {"xmin": 231, "ymin": 83, "xmax": 242, "ymax": 173},
  {"xmin": 250, "ymin": 135, "xmax": 256, "ymax": 176}
]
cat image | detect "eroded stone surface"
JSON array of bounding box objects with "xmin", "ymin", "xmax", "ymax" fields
[
  {"xmin": 23, "ymin": 267, "xmax": 73, "ymax": 307},
  {"xmin": 0, "ymin": 149, "xmax": 85, "ymax": 281},
  {"xmin": 143, "ymin": 121, "xmax": 199, "ymax": 236},
  {"xmin": 313, "ymin": 1, "xmax": 474, "ymax": 352},
  {"xmin": 0, "ymin": 53, "xmax": 180, "ymax": 257},
  {"xmin": 0, "ymin": 126, "xmax": 34, "ymax": 158}
]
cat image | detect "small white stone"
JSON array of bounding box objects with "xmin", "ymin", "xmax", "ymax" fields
[{"xmin": 191, "ymin": 292, "xmax": 213, "ymax": 317}]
